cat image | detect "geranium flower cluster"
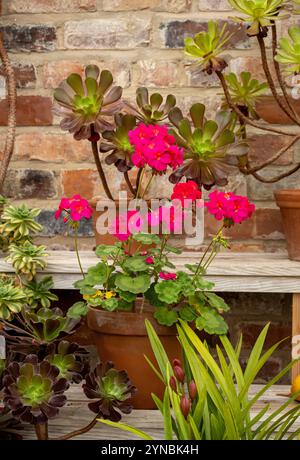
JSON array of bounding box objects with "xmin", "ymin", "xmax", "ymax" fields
[
  {"xmin": 205, "ymin": 191, "xmax": 255, "ymax": 225},
  {"xmin": 171, "ymin": 181, "xmax": 202, "ymax": 207},
  {"xmin": 55, "ymin": 194, "xmax": 94, "ymax": 222},
  {"xmin": 128, "ymin": 123, "xmax": 183, "ymax": 172}
]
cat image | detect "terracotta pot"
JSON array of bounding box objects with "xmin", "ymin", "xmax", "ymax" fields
[
  {"xmin": 87, "ymin": 302, "xmax": 181, "ymax": 409},
  {"xmin": 255, "ymin": 96, "xmax": 300, "ymax": 125},
  {"xmin": 274, "ymin": 189, "xmax": 300, "ymax": 261}
]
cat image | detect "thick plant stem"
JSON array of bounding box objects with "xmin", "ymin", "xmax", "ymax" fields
[
  {"xmin": 57, "ymin": 416, "xmax": 98, "ymax": 440},
  {"xmin": 35, "ymin": 423, "xmax": 48, "ymax": 440},
  {"xmin": 271, "ymin": 24, "xmax": 300, "ymax": 123},
  {"xmin": 124, "ymin": 171, "xmax": 135, "ymax": 196},
  {"xmin": 257, "ymin": 34, "xmax": 300, "ymax": 125},
  {"xmin": 216, "ymin": 70, "xmax": 297, "ymax": 136},
  {"xmin": 0, "ymin": 34, "xmax": 17, "ymax": 192},
  {"xmin": 90, "ymin": 127, "xmax": 114, "ymax": 201},
  {"xmin": 135, "ymin": 167, "xmax": 143, "ymax": 198},
  {"xmin": 74, "ymin": 224, "xmax": 85, "ymax": 279},
  {"xmin": 252, "ymin": 163, "xmax": 300, "ymax": 183}
]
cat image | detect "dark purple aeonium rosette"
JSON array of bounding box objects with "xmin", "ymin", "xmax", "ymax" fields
[
  {"xmin": 3, "ymin": 355, "xmax": 69, "ymax": 425},
  {"xmin": 83, "ymin": 361, "xmax": 137, "ymax": 422}
]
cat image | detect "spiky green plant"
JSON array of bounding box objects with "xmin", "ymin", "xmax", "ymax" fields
[
  {"xmin": 184, "ymin": 21, "xmax": 232, "ymax": 74},
  {"xmin": 7, "ymin": 242, "xmax": 48, "ymax": 280},
  {"xmin": 0, "ymin": 205, "xmax": 42, "ymax": 244},
  {"xmin": 275, "ymin": 26, "xmax": 300, "ymax": 75},
  {"xmin": 54, "ymin": 65, "xmax": 123, "ymax": 140},
  {"xmin": 25, "ymin": 276, "xmax": 58, "ymax": 309},
  {"xmin": 229, "ymin": 0, "xmax": 289, "ymax": 36},
  {"xmin": 125, "ymin": 87, "xmax": 177, "ymax": 124},
  {"xmin": 0, "ymin": 277, "xmax": 28, "ymax": 320},
  {"xmin": 168, "ymin": 103, "xmax": 248, "ymax": 189},
  {"xmin": 224, "ymin": 72, "xmax": 269, "ymax": 118},
  {"xmin": 100, "ymin": 321, "xmax": 300, "ymax": 440},
  {"xmin": 101, "ymin": 114, "xmax": 136, "ymax": 172}
]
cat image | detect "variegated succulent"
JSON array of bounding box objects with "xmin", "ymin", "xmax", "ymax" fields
[
  {"xmin": 54, "ymin": 65, "xmax": 123, "ymax": 140},
  {"xmin": 6, "ymin": 242, "xmax": 48, "ymax": 280},
  {"xmin": 101, "ymin": 114, "xmax": 136, "ymax": 172},
  {"xmin": 25, "ymin": 276, "xmax": 58, "ymax": 310},
  {"xmin": 0, "ymin": 276, "xmax": 28, "ymax": 320},
  {"xmin": 168, "ymin": 103, "xmax": 248, "ymax": 189},
  {"xmin": 275, "ymin": 26, "xmax": 300, "ymax": 74},
  {"xmin": 0, "ymin": 205, "xmax": 42, "ymax": 245}
]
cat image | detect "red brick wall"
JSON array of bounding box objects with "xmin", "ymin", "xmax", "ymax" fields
[{"xmin": 0, "ymin": 0, "xmax": 296, "ymax": 253}]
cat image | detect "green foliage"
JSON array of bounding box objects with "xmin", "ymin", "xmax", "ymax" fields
[
  {"xmin": 184, "ymin": 21, "xmax": 231, "ymax": 73},
  {"xmin": 154, "ymin": 307, "xmax": 178, "ymax": 326},
  {"xmin": 275, "ymin": 26, "xmax": 300, "ymax": 74},
  {"xmin": 6, "ymin": 242, "xmax": 48, "ymax": 280},
  {"xmin": 105, "ymin": 321, "xmax": 300, "ymax": 440},
  {"xmin": 0, "ymin": 204, "xmax": 42, "ymax": 244},
  {"xmin": 67, "ymin": 301, "xmax": 88, "ymax": 319},
  {"xmin": 168, "ymin": 103, "xmax": 248, "ymax": 189},
  {"xmin": 115, "ymin": 273, "xmax": 151, "ymax": 294},
  {"xmin": 130, "ymin": 87, "xmax": 177, "ymax": 124},
  {"xmin": 228, "ymin": 0, "xmax": 288, "ymax": 37},
  {"xmin": 224, "ymin": 72, "xmax": 268, "ymax": 118},
  {"xmin": 0, "ymin": 276, "xmax": 28, "ymax": 320},
  {"xmin": 25, "ymin": 276, "xmax": 58, "ymax": 309}
]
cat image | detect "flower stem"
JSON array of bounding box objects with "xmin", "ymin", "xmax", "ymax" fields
[
  {"xmin": 90, "ymin": 125, "xmax": 114, "ymax": 201},
  {"xmin": 141, "ymin": 173, "xmax": 154, "ymax": 199},
  {"xmin": 56, "ymin": 416, "xmax": 98, "ymax": 440},
  {"xmin": 124, "ymin": 171, "xmax": 135, "ymax": 196},
  {"xmin": 74, "ymin": 223, "xmax": 85, "ymax": 279},
  {"xmin": 135, "ymin": 167, "xmax": 145, "ymax": 199},
  {"xmin": 35, "ymin": 422, "xmax": 48, "ymax": 440},
  {"xmin": 194, "ymin": 224, "xmax": 224, "ymax": 277}
]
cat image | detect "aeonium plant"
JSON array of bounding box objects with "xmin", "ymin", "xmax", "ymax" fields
[{"xmin": 60, "ymin": 184, "xmax": 255, "ymax": 335}]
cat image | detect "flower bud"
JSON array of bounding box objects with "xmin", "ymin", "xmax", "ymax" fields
[
  {"xmin": 180, "ymin": 395, "xmax": 191, "ymax": 419},
  {"xmin": 169, "ymin": 376, "xmax": 177, "ymax": 392},
  {"xmin": 188, "ymin": 380, "xmax": 197, "ymax": 401},
  {"xmin": 172, "ymin": 358, "xmax": 182, "ymax": 368},
  {"xmin": 173, "ymin": 365, "xmax": 185, "ymax": 383}
]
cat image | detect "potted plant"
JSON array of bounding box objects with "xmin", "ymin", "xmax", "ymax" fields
[
  {"xmin": 57, "ymin": 188, "xmax": 255, "ymax": 409},
  {"xmin": 182, "ymin": 2, "xmax": 300, "ymax": 260}
]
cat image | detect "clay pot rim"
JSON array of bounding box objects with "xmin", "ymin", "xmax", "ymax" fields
[
  {"xmin": 274, "ymin": 189, "xmax": 300, "ymax": 208},
  {"xmin": 87, "ymin": 306, "xmax": 178, "ymax": 337}
]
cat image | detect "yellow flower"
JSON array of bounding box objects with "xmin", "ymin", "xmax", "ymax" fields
[
  {"xmin": 83, "ymin": 290, "xmax": 103, "ymax": 301},
  {"xmin": 105, "ymin": 291, "xmax": 116, "ymax": 299}
]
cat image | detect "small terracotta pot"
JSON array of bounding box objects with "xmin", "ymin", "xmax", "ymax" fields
[
  {"xmin": 274, "ymin": 189, "xmax": 300, "ymax": 261},
  {"xmin": 87, "ymin": 302, "xmax": 181, "ymax": 409},
  {"xmin": 256, "ymin": 96, "xmax": 300, "ymax": 125}
]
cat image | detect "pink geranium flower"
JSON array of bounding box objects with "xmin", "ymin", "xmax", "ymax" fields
[
  {"xmin": 149, "ymin": 205, "xmax": 185, "ymax": 233},
  {"xmin": 145, "ymin": 256, "xmax": 154, "ymax": 264},
  {"xmin": 111, "ymin": 210, "xmax": 144, "ymax": 241},
  {"xmin": 159, "ymin": 272, "xmax": 177, "ymax": 280},
  {"xmin": 171, "ymin": 181, "xmax": 202, "ymax": 208},
  {"xmin": 55, "ymin": 195, "xmax": 93, "ymax": 222},
  {"xmin": 129, "ymin": 123, "xmax": 183, "ymax": 173},
  {"xmin": 205, "ymin": 191, "xmax": 255, "ymax": 225}
]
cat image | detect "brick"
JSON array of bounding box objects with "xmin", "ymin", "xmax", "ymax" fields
[
  {"xmin": 103, "ymin": 0, "xmax": 191, "ymax": 12},
  {"xmin": 37, "ymin": 210, "xmax": 93, "ymax": 237},
  {"xmin": 240, "ymin": 356, "xmax": 283, "ymax": 383},
  {"xmin": 62, "ymin": 169, "xmax": 98, "ymax": 200},
  {"xmin": 198, "ymin": 0, "xmax": 232, "ymax": 10},
  {"xmin": 229, "ymin": 56, "xmax": 276, "ymax": 82},
  {"xmin": 15, "ymin": 133, "xmax": 92, "ymax": 163},
  {"xmin": 8, "ymin": 0, "xmax": 96, "ymax": 13},
  {"xmin": 0, "ymin": 63, "xmax": 36, "ymax": 89},
  {"xmin": 0, "ymin": 96, "xmax": 52, "ymax": 126},
  {"xmin": 185, "ymin": 63, "xmax": 220, "ymax": 87},
  {"xmin": 3, "ymin": 169, "xmax": 57, "ymax": 199},
  {"xmin": 43, "ymin": 59, "xmax": 130, "ymax": 89},
  {"xmin": 255, "ymin": 208, "xmax": 284, "ymax": 240},
  {"xmin": 236, "ymin": 322, "xmax": 291, "ymax": 350},
  {"xmin": 204, "ymin": 208, "xmax": 255, "ymax": 240},
  {"xmin": 222, "ymin": 292, "xmax": 289, "ymax": 316},
  {"xmin": 248, "ymin": 134, "xmax": 293, "ymax": 166},
  {"xmin": 135, "ymin": 60, "xmax": 181, "ymax": 87},
  {"xmin": 0, "ymin": 24, "xmax": 56, "ymax": 52},
  {"xmin": 64, "ymin": 17, "xmax": 151, "ymax": 49},
  {"xmin": 158, "ymin": 19, "xmax": 250, "ymax": 49},
  {"xmin": 247, "ymin": 169, "xmax": 300, "ymax": 201}
]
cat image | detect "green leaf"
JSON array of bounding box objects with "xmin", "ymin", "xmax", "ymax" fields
[
  {"xmin": 132, "ymin": 233, "xmax": 161, "ymax": 245},
  {"xmin": 194, "ymin": 276, "xmax": 215, "ymax": 291},
  {"xmin": 67, "ymin": 301, "xmax": 88, "ymax": 319},
  {"xmin": 116, "ymin": 290, "xmax": 136, "ymax": 302},
  {"xmin": 115, "ymin": 273, "xmax": 151, "ymax": 294},
  {"xmin": 195, "ymin": 310, "xmax": 228, "ymax": 335},
  {"xmin": 154, "ymin": 307, "xmax": 178, "ymax": 326},
  {"xmin": 86, "ymin": 262, "xmax": 108, "ymax": 285},
  {"xmin": 117, "ymin": 298, "xmax": 134, "ymax": 311},
  {"xmin": 102, "ymin": 298, "xmax": 119, "ymax": 311},
  {"xmin": 179, "ymin": 305, "xmax": 197, "ymax": 322},
  {"xmin": 205, "ymin": 292, "xmax": 230, "ymax": 312},
  {"xmin": 155, "ymin": 280, "xmax": 181, "ymax": 304},
  {"xmin": 164, "ymin": 244, "xmax": 182, "ymax": 254},
  {"xmin": 97, "ymin": 419, "xmax": 153, "ymax": 440},
  {"xmin": 144, "ymin": 283, "xmax": 167, "ymax": 307},
  {"xmin": 123, "ymin": 255, "xmax": 148, "ymax": 272},
  {"xmin": 95, "ymin": 244, "xmax": 122, "ymax": 258}
]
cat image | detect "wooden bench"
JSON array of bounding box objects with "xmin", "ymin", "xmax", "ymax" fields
[{"xmin": 1, "ymin": 251, "xmax": 300, "ymax": 379}]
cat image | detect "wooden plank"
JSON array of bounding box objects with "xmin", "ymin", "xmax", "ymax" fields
[
  {"xmin": 20, "ymin": 384, "xmax": 298, "ymax": 440},
  {"xmin": 292, "ymin": 293, "xmax": 300, "ymax": 380}
]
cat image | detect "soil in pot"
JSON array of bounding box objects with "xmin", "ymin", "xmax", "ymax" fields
[
  {"xmin": 87, "ymin": 301, "xmax": 181, "ymax": 410},
  {"xmin": 275, "ymin": 189, "xmax": 300, "ymax": 261}
]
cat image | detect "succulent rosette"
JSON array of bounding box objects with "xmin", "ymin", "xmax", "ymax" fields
[
  {"xmin": 54, "ymin": 65, "xmax": 123, "ymax": 140},
  {"xmin": 101, "ymin": 114, "xmax": 136, "ymax": 172},
  {"xmin": 168, "ymin": 103, "xmax": 248, "ymax": 189},
  {"xmin": 83, "ymin": 362, "xmax": 136, "ymax": 422},
  {"xmin": 275, "ymin": 26, "xmax": 300, "ymax": 75},
  {"xmin": 3, "ymin": 355, "xmax": 69, "ymax": 425},
  {"xmin": 125, "ymin": 87, "xmax": 177, "ymax": 124},
  {"xmin": 45, "ymin": 341, "xmax": 89, "ymax": 384},
  {"xmin": 0, "ymin": 276, "xmax": 28, "ymax": 320}
]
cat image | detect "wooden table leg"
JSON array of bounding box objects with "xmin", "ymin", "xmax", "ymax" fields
[{"xmin": 292, "ymin": 293, "xmax": 300, "ymax": 381}]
